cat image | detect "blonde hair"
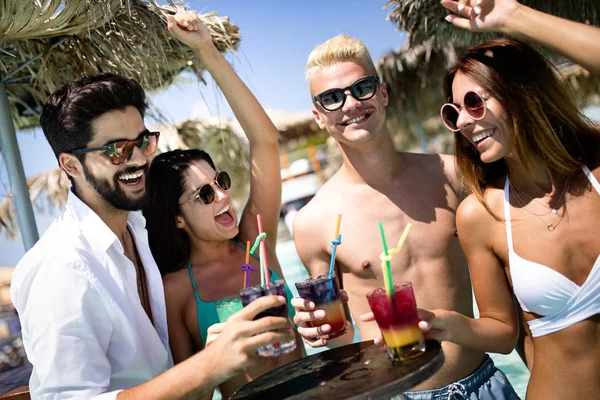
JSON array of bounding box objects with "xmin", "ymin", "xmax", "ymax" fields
[{"xmin": 305, "ymin": 34, "xmax": 377, "ymax": 84}]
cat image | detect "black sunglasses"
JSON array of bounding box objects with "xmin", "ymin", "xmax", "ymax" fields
[
  {"xmin": 72, "ymin": 131, "xmax": 160, "ymax": 165},
  {"xmin": 313, "ymin": 76, "xmax": 379, "ymax": 111},
  {"xmin": 182, "ymin": 171, "xmax": 232, "ymax": 206}
]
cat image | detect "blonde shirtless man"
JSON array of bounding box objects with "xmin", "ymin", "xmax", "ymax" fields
[{"xmin": 291, "ymin": 35, "xmax": 519, "ymax": 399}]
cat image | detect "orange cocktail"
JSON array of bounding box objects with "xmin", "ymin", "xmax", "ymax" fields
[
  {"xmin": 366, "ymin": 283, "xmax": 425, "ymax": 361},
  {"xmin": 295, "ymin": 274, "xmax": 348, "ymax": 339}
]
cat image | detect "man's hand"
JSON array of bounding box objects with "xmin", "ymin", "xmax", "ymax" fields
[
  {"xmin": 291, "ymin": 290, "xmax": 349, "ymax": 348},
  {"xmin": 205, "ymin": 322, "xmax": 225, "ymax": 348},
  {"xmin": 203, "ymin": 295, "xmax": 294, "ymax": 382},
  {"xmin": 167, "ymin": 10, "xmax": 214, "ymax": 51},
  {"xmin": 441, "ymin": 0, "xmax": 521, "ymax": 33}
]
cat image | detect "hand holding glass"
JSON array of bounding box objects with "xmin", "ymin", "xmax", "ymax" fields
[
  {"xmin": 239, "ymin": 280, "xmax": 296, "ymax": 357},
  {"xmin": 295, "ymin": 274, "xmax": 348, "ymax": 339},
  {"xmin": 367, "ymin": 283, "xmax": 426, "ymax": 361}
]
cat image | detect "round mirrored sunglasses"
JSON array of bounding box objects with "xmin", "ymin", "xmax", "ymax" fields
[{"xmin": 440, "ymin": 91, "xmax": 487, "ymax": 131}]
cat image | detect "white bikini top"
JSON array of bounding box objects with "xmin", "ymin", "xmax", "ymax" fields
[{"xmin": 504, "ymin": 165, "xmax": 600, "ymax": 337}]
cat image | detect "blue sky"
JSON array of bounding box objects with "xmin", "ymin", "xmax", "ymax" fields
[{"xmin": 0, "ymin": 1, "xmax": 407, "ymax": 266}]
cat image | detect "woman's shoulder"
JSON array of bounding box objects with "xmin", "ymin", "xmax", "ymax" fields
[
  {"xmin": 162, "ymin": 267, "xmax": 193, "ymax": 300},
  {"xmin": 457, "ymin": 189, "xmax": 505, "ymax": 228}
]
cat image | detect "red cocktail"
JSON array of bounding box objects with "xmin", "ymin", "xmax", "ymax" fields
[{"xmin": 366, "ymin": 283, "xmax": 425, "ymax": 361}]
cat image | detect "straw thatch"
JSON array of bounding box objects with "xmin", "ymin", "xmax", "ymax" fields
[
  {"xmin": 378, "ymin": 40, "xmax": 600, "ymax": 149},
  {"xmin": 1, "ymin": 0, "xmax": 240, "ymax": 130},
  {"xmin": 377, "ymin": 36, "xmax": 460, "ymax": 147},
  {"xmin": 267, "ymin": 111, "xmax": 326, "ymax": 146},
  {"xmin": 384, "ymin": 0, "xmax": 600, "ymax": 50},
  {"xmin": 0, "ymin": 168, "xmax": 70, "ymax": 239}
]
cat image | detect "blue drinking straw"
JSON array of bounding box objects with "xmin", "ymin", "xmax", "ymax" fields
[{"xmin": 328, "ymin": 214, "xmax": 343, "ymax": 277}]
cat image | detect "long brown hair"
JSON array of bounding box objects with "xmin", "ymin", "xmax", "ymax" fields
[{"xmin": 444, "ymin": 38, "xmax": 600, "ymax": 215}]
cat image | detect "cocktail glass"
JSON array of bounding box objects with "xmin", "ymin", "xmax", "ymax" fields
[
  {"xmin": 366, "ymin": 283, "xmax": 426, "ymax": 361},
  {"xmin": 215, "ymin": 295, "xmax": 243, "ymax": 323},
  {"xmin": 239, "ymin": 280, "xmax": 296, "ymax": 357},
  {"xmin": 295, "ymin": 274, "xmax": 348, "ymax": 339}
]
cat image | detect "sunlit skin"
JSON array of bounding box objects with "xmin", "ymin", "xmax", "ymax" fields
[
  {"xmin": 157, "ymin": 12, "xmax": 304, "ymax": 400},
  {"xmin": 452, "ymin": 71, "xmax": 513, "ymax": 163},
  {"xmin": 59, "ymin": 105, "xmax": 149, "ymax": 237},
  {"xmin": 420, "ymin": 69, "xmax": 600, "ymax": 400},
  {"xmin": 293, "ymin": 60, "xmax": 486, "ymax": 392},
  {"xmin": 310, "ymin": 61, "xmax": 389, "ymax": 147},
  {"xmin": 165, "ymin": 159, "xmax": 304, "ymax": 399},
  {"xmin": 176, "ymin": 160, "xmax": 239, "ymax": 242}
]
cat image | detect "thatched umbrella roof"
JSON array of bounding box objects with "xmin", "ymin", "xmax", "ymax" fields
[
  {"xmin": 384, "ymin": 0, "xmax": 600, "ymax": 50},
  {"xmin": 382, "ymin": 0, "xmax": 600, "ymax": 144},
  {"xmin": 0, "ymin": 168, "xmax": 69, "ymax": 239},
  {"xmin": 267, "ymin": 111, "xmax": 326, "ymax": 146},
  {"xmin": 1, "ymin": 0, "xmax": 240, "ymax": 130},
  {"xmin": 0, "ymin": 1, "xmax": 241, "ymax": 239},
  {"xmin": 377, "ymin": 36, "xmax": 461, "ymax": 147}
]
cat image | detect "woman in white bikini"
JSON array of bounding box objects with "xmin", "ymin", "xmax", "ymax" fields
[{"xmin": 418, "ymin": 38, "xmax": 600, "ymax": 399}]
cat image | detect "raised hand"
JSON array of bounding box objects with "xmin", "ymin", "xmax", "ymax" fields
[
  {"xmin": 167, "ymin": 10, "xmax": 214, "ymax": 51},
  {"xmin": 441, "ymin": 0, "xmax": 521, "ymax": 33}
]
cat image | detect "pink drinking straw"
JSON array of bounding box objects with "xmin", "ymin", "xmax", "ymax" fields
[{"xmin": 256, "ymin": 214, "xmax": 270, "ymax": 286}]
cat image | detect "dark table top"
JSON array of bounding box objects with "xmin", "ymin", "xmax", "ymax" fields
[
  {"xmin": 0, "ymin": 364, "xmax": 31, "ymax": 396},
  {"xmin": 231, "ymin": 340, "xmax": 444, "ymax": 400}
]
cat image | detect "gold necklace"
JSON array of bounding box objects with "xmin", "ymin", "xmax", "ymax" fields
[{"xmin": 509, "ymin": 176, "xmax": 572, "ymax": 231}]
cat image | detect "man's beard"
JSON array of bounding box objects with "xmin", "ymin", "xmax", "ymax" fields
[{"xmin": 82, "ymin": 163, "xmax": 148, "ymax": 211}]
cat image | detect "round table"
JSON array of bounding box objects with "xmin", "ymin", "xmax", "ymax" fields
[{"xmin": 231, "ymin": 340, "xmax": 444, "ymax": 400}]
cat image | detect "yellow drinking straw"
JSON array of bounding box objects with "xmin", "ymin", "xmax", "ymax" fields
[
  {"xmin": 335, "ymin": 214, "xmax": 342, "ymax": 238},
  {"xmin": 379, "ymin": 222, "xmax": 413, "ymax": 299}
]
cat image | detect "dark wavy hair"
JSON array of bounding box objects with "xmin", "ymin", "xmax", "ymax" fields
[
  {"xmin": 40, "ymin": 73, "xmax": 148, "ymax": 187},
  {"xmin": 144, "ymin": 149, "xmax": 216, "ymax": 276},
  {"xmin": 40, "ymin": 73, "xmax": 147, "ymax": 159},
  {"xmin": 444, "ymin": 38, "xmax": 600, "ymax": 215}
]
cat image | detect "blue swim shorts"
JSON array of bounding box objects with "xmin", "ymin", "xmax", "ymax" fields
[{"xmin": 397, "ymin": 356, "xmax": 521, "ymax": 400}]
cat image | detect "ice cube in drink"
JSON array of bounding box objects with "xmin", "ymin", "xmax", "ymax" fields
[
  {"xmin": 239, "ymin": 280, "xmax": 296, "ymax": 357},
  {"xmin": 295, "ymin": 274, "xmax": 348, "ymax": 339},
  {"xmin": 366, "ymin": 283, "xmax": 426, "ymax": 361},
  {"xmin": 215, "ymin": 295, "xmax": 243, "ymax": 322}
]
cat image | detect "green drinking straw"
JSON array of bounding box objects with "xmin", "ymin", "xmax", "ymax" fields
[
  {"xmin": 378, "ymin": 222, "xmax": 394, "ymax": 298},
  {"xmin": 250, "ymin": 232, "xmax": 267, "ymax": 286},
  {"xmin": 379, "ymin": 223, "xmax": 414, "ymax": 300}
]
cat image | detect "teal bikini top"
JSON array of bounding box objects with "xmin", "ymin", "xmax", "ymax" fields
[{"xmin": 186, "ymin": 239, "xmax": 296, "ymax": 347}]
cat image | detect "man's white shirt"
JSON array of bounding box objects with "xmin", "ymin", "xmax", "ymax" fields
[{"xmin": 11, "ymin": 191, "xmax": 173, "ymax": 399}]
